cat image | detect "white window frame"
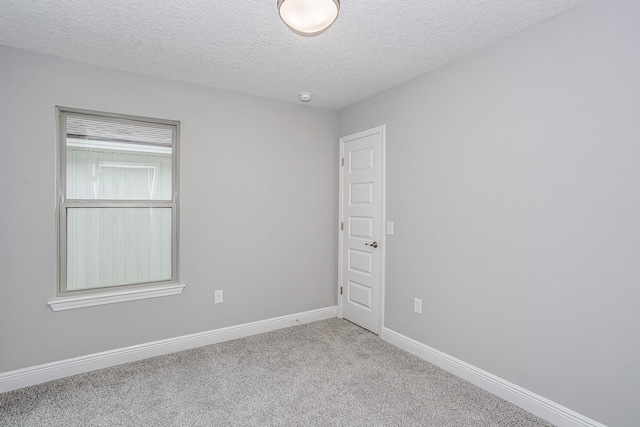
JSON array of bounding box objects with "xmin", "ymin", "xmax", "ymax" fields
[{"xmin": 49, "ymin": 107, "xmax": 183, "ymax": 311}]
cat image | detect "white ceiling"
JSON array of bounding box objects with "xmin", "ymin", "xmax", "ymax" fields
[{"xmin": 0, "ymin": 0, "xmax": 586, "ymax": 110}]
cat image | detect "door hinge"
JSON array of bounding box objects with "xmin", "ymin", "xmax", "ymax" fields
[
  {"xmin": 341, "ymin": 222, "xmax": 343, "ymax": 231},
  {"xmin": 340, "ymin": 286, "xmax": 343, "ymax": 295},
  {"xmin": 341, "ymin": 158, "xmax": 344, "ymax": 166}
]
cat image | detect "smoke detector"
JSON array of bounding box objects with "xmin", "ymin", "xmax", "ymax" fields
[{"xmin": 299, "ymin": 92, "xmax": 312, "ymax": 102}]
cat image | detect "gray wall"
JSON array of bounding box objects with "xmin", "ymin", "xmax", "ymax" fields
[
  {"xmin": 338, "ymin": 1, "xmax": 640, "ymax": 426},
  {"xmin": 0, "ymin": 45, "xmax": 338, "ymax": 372}
]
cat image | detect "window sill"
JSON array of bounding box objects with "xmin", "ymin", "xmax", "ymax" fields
[{"xmin": 47, "ymin": 283, "xmax": 185, "ymax": 312}]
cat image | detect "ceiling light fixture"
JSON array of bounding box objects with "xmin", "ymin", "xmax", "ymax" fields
[{"xmin": 277, "ymin": 0, "xmax": 340, "ymax": 36}]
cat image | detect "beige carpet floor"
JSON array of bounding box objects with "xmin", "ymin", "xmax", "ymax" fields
[{"xmin": 0, "ymin": 318, "xmax": 554, "ymax": 426}]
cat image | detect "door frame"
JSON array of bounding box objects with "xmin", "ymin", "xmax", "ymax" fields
[{"xmin": 338, "ymin": 125, "xmax": 387, "ymax": 335}]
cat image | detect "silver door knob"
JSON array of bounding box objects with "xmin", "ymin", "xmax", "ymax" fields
[{"xmin": 365, "ymin": 241, "xmax": 378, "ymax": 248}]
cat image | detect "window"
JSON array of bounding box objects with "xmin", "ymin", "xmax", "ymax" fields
[{"xmin": 50, "ymin": 108, "xmax": 182, "ymax": 311}]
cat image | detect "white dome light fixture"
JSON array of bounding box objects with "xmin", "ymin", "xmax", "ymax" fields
[{"xmin": 277, "ymin": 0, "xmax": 340, "ymax": 36}]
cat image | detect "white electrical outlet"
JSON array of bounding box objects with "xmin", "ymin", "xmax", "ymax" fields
[
  {"xmin": 214, "ymin": 290, "xmax": 224, "ymax": 304},
  {"xmin": 387, "ymin": 221, "xmax": 394, "ymax": 235},
  {"xmin": 414, "ymin": 298, "xmax": 422, "ymax": 314}
]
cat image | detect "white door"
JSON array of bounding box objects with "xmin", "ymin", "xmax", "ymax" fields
[{"xmin": 339, "ymin": 126, "xmax": 385, "ymax": 334}]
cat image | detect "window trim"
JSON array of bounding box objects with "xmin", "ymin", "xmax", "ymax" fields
[
  {"xmin": 48, "ymin": 282, "xmax": 185, "ymax": 311},
  {"xmin": 52, "ymin": 107, "xmax": 182, "ymax": 308}
]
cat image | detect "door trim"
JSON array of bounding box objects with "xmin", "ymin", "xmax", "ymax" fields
[{"xmin": 338, "ymin": 125, "xmax": 386, "ymax": 335}]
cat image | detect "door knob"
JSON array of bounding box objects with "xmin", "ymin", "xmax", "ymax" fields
[{"xmin": 365, "ymin": 241, "xmax": 378, "ymax": 248}]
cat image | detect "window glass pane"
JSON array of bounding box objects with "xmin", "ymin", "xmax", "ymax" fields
[
  {"xmin": 66, "ymin": 115, "xmax": 173, "ymax": 200},
  {"xmin": 66, "ymin": 207, "xmax": 172, "ymax": 291},
  {"xmin": 66, "ymin": 148, "xmax": 172, "ymax": 200}
]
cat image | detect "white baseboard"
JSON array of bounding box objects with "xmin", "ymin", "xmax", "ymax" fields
[
  {"xmin": 381, "ymin": 328, "xmax": 606, "ymax": 427},
  {"xmin": 0, "ymin": 306, "xmax": 337, "ymax": 393}
]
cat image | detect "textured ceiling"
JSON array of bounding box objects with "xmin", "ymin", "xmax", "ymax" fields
[{"xmin": 0, "ymin": 0, "xmax": 587, "ymax": 110}]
